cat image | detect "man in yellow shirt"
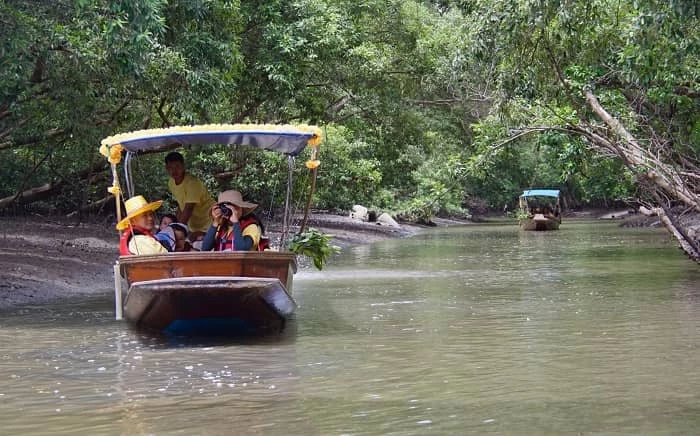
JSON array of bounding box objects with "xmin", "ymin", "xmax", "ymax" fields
[{"xmin": 164, "ymin": 152, "xmax": 215, "ymax": 240}]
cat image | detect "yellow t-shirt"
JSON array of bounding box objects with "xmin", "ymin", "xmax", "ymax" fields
[
  {"xmin": 242, "ymin": 223, "xmax": 261, "ymax": 249},
  {"xmin": 129, "ymin": 234, "xmax": 169, "ymax": 255},
  {"xmin": 168, "ymin": 173, "xmax": 215, "ymax": 233}
]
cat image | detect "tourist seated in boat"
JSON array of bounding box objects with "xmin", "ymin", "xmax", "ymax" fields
[
  {"xmin": 117, "ymin": 195, "xmax": 169, "ymax": 256},
  {"xmin": 201, "ymin": 190, "xmax": 268, "ymax": 252},
  {"xmin": 155, "ymin": 219, "xmax": 190, "ymax": 252},
  {"xmin": 158, "ymin": 213, "xmax": 177, "ymax": 230},
  {"xmin": 542, "ymin": 204, "xmax": 559, "ymax": 220}
]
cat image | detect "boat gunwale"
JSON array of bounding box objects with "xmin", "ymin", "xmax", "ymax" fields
[
  {"xmin": 118, "ymin": 250, "xmax": 298, "ymax": 272},
  {"xmin": 128, "ymin": 275, "xmax": 285, "ymax": 288}
]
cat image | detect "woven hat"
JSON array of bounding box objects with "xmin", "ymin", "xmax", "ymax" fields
[
  {"xmin": 217, "ymin": 190, "xmax": 257, "ymax": 215},
  {"xmin": 116, "ymin": 195, "xmax": 162, "ymax": 230}
]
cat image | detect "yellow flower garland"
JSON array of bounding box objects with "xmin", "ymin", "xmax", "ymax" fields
[
  {"xmin": 99, "ymin": 143, "xmax": 124, "ymax": 164},
  {"xmin": 99, "ymin": 124, "xmax": 324, "ymax": 193}
]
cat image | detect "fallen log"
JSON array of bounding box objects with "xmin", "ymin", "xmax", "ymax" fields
[
  {"xmin": 0, "ymin": 161, "xmax": 108, "ymax": 211},
  {"xmin": 0, "ymin": 181, "xmax": 63, "ymax": 209},
  {"xmin": 65, "ymin": 195, "xmax": 113, "ymax": 218}
]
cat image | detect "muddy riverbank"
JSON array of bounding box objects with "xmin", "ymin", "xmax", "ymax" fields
[{"xmin": 0, "ymin": 214, "xmax": 427, "ymax": 309}]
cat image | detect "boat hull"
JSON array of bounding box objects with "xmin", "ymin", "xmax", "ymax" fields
[
  {"xmin": 117, "ymin": 252, "xmax": 298, "ymax": 334},
  {"xmin": 124, "ymin": 277, "xmax": 295, "ymax": 334},
  {"xmin": 519, "ymin": 214, "xmax": 561, "ymax": 231}
]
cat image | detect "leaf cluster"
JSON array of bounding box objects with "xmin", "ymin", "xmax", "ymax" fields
[
  {"xmin": 0, "ymin": 0, "xmax": 695, "ymax": 226},
  {"xmin": 288, "ymin": 228, "xmax": 340, "ymax": 270}
]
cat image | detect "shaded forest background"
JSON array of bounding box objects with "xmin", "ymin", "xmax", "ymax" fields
[{"xmin": 1, "ymin": 0, "xmax": 698, "ymax": 259}]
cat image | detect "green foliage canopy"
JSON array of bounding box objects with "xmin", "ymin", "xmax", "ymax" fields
[{"xmin": 0, "ymin": 0, "xmax": 696, "ymax": 231}]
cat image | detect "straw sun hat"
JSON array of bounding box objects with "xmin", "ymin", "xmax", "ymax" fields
[
  {"xmin": 116, "ymin": 195, "xmax": 163, "ymax": 230},
  {"xmin": 217, "ymin": 190, "xmax": 258, "ymax": 215}
]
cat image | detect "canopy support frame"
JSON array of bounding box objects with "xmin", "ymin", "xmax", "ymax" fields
[{"xmin": 279, "ymin": 156, "xmax": 295, "ymax": 249}]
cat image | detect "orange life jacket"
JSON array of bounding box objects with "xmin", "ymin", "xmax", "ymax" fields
[{"xmin": 119, "ymin": 225, "xmax": 157, "ymax": 256}]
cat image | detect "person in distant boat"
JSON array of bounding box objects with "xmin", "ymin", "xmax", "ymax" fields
[
  {"xmin": 117, "ymin": 195, "xmax": 169, "ymax": 256},
  {"xmin": 164, "ymin": 151, "xmax": 215, "ymax": 241},
  {"xmin": 201, "ymin": 190, "xmax": 267, "ymax": 252},
  {"xmin": 543, "ymin": 203, "xmax": 557, "ymax": 219}
]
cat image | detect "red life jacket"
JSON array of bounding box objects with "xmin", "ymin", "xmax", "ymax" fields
[
  {"xmin": 119, "ymin": 225, "xmax": 157, "ymax": 256},
  {"xmin": 216, "ymin": 215, "xmax": 268, "ymax": 251}
]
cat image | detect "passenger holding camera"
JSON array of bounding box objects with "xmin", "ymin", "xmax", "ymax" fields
[{"xmin": 201, "ymin": 190, "xmax": 263, "ymax": 252}]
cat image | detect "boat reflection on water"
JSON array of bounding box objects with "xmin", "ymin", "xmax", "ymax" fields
[{"xmin": 128, "ymin": 315, "xmax": 299, "ymax": 348}]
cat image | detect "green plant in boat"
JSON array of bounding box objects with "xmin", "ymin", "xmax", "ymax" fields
[{"xmin": 288, "ymin": 228, "xmax": 341, "ymax": 270}]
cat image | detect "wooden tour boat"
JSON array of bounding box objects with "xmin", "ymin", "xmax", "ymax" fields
[
  {"xmin": 100, "ymin": 124, "xmax": 322, "ymax": 335},
  {"xmin": 518, "ymin": 189, "xmax": 562, "ymax": 231}
]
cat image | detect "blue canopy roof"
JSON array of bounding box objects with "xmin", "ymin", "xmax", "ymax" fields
[{"xmin": 521, "ymin": 189, "xmax": 560, "ymax": 198}]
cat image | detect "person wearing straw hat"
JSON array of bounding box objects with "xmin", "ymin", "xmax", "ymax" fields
[
  {"xmin": 201, "ymin": 190, "xmax": 265, "ymax": 251},
  {"xmin": 117, "ymin": 195, "xmax": 169, "ymax": 256}
]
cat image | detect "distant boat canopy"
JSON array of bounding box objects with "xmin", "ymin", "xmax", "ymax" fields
[{"xmin": 521, "ymin": 189, "xmax": 560, "ymax": 198}]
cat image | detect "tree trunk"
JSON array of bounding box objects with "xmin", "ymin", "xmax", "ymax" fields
[
  {"xmin": 650, "ymin": 206, "xmax": 700, "ymax": 262},
  {"xmin": 584, "ymin": 89, "xmax": 700, "ymax": 212},
  {"xmin": 583, "ymin": 88, "xmax": 700, "ymax": 262},
  {"xmin": 66, "ymin": 195, "xmax": 113, "ymax": 218},
  {"xmin": 0, "ymin": 181, "xmax": 63, "ymax": 209},
  {"xmin": 0, "ymin": 161, "xmax": 108, "ymax": 211}
]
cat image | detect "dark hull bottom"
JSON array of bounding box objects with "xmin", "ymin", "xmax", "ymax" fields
[
  {"xmin": 520, "ymin": 217, "xmax": 560, "ymax": 231},
  {"xmin": 161, "ymin": 316, "xmax": 285, "ymax": 336},
  {"xmin": 123, "ymin": 277, "xmax": 296, "ymax": 335}
]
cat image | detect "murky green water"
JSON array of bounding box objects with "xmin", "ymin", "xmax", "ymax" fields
[{"xmin": 1, "ymin": 221, "xmax": 698, "ymax": 435}]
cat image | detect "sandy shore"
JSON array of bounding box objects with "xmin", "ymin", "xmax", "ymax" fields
[{"xmin": 0, "ymin": 214, "xmax": 426, "ymax": 309}]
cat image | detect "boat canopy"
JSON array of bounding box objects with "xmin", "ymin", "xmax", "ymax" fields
[
  {"xmin": 99, "ymin": 123, "xmax": 323, "ymax": 242},
  {"xmin": 100, "ymin": 123, "xmax": 322, "ymax": 156},
  {"xmin": 521, "ymin": 189, "xmax": 560, "ymax": 198}
]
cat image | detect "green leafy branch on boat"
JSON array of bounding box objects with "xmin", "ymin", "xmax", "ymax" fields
[{"xmin": 288, "ymin": 228, "xmax": 341, "ymax": 271}]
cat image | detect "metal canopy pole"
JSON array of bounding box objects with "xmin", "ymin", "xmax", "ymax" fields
[
  {"xmin": 123, "ymin": 152, "xmax": 135, "ymax": 199},
  {"xmin": 298, "ymin": 145, "xmax": 319, "ymax": 234},
  {"xmin": 113, "ymin": 262, "xmax": 123, "ymax": 320},
  {"xmin": 123, "ymin": 154, "xmax": 129, "ymax": 198},
  {"xmin": 279, "ymin": 155, "xmax": 295, "ymax": 249}
]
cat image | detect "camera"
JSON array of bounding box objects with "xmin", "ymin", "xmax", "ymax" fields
[{"xmin": 218, "ymin": 203, "xmax": 233, "ymax": 218}]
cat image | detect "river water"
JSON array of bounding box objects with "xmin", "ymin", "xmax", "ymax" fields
[{"xmin": 1, "ymin": 220, "xmax": 698, "ymax": 435}]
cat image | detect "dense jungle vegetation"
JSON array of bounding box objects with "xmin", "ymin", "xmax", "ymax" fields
[{"xmin": 1, "ymin": 0, "xmax": 698, "ymax": 259}]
